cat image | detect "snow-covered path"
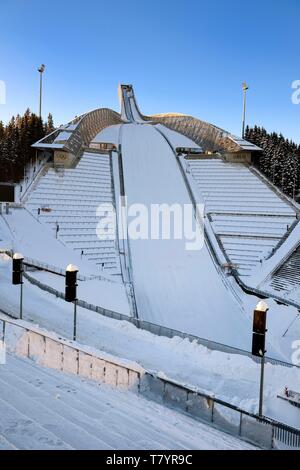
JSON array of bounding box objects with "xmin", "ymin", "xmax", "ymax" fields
[{"xmin": 121, "ymin": 124, "xmax": 252, "ymax": 349}]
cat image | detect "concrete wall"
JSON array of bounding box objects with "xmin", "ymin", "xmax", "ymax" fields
[{"xmin": 2, "ymin": 318, "xmax": 142, "ymax": 393}]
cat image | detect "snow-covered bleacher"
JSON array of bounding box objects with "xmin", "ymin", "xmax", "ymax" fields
[
  {"xmin": 26, "ymin": 152, "xmax": 121, "ymax": 276},
  {"xmin": 0, "ymin": 353, "xmax": 254, "ymax": 450},
  {"xmin": 187, "ymin": 158, "xmax": 296, "ymax": 277},
  {"xmin": 265, "ymin": 245, "xmax": 300, "ymax": 299}
]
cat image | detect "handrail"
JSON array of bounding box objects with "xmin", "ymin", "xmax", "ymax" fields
[
  {"xmin": 147, "ymin": 372, "xmax": 300, "ymax": 448},
  {"xmin": 3, "ymin": 250, "xmax": 114, "ymax": 283}
]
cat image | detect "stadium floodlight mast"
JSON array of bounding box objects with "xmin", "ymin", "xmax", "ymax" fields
[
  {"xmin": 252, "ymin": 300, "xmax": 269, "ymax": 417},
  {"xmin": 38, "ymin": 64, "xmax": 45, "ymax": 118},
  {"xmin": 242, "ymin": 82, "xmax": 249, "ymax": 139}
]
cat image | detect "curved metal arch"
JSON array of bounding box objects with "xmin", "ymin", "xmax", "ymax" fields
[{"xmin": 33, "ymin": 108, "xmax": 124, "ymax": 157}]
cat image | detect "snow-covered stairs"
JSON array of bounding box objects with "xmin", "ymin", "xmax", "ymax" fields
[
  {"xmin": 26, "ymin": 152, "xmax": 121, "ymax": 276},
  {"xmin": 187, "ymin": 158, "xmax": 296, "ymax": 277},
  {"xmin": 0, "ymin": 354, "xmax": 254, "ymax": 450}
]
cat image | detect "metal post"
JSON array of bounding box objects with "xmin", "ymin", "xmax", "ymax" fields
[
  {"xmin": 242, "ymin": 82, "xmax": 248, "ymax": 139},
  {"xmin": 73, "ymin": 300, "xmax": 77, "ymax": 341},
  {"xmin": 20, "ymin": 283, "xmax": 23, "ymax": 320},
  {"xmin": 38, "ymin": 64, "xmax": 45, "ymax": 118},
  {"xmin": 2, "ymin": 320, "xmax": 6, "ymax": 342},
  {"xmin": 259, "ymin": 354, "xmax": 265, "ymax": 416},
  {"xmin": 39, "ymin": 71, "xmax": 43, "ymax": 118}
]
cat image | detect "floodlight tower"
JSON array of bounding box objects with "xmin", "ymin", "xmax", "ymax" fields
[
  {"xmin": 242, "ymin": 82, "xmax": 249, "ymax": 139},
  {"xmin": 38, "ymin": 64, "xmax": 45, "ymax": 118}
]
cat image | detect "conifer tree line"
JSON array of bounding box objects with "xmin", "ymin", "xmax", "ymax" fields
[
  {"xmin": 245, "ymin": 125, "xmax": 300, "ymax": 199},
  {"xmin": 0, "ymin": 109, "xmax": 55, "ymax": 183}
]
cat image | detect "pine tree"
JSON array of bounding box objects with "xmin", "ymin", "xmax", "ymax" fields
[
  {"xmin": 45, "ymin": 113, "xmax": 55, "ymax": 134},
  {"xmin": 0, "ymin": 109, "xmax": 54, "ymax": 183},
  {"xmin": 246, "ymin": 125, "xmax": 299, "ymax": 199}
]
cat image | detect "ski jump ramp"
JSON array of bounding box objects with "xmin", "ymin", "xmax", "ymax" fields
[
  {"xmin": 120, "ymin": 123, "xmax": 251, "ymax": 348},
  {"xmin": 29, "ymin": 84, "xmax": 300, "ymax": 354}
]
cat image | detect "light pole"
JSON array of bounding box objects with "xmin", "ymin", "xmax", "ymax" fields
[
  {"xmin": 242, "ymin": 82, "xmax": 249, "ymax": 139},
  {"xmin": 65, "ymin": 264, "xmax": 79, "ymax": 341},
  {"xmin": 252, "ymin": 300, "xmax": 268, "ymax": 417},
  {"xmin": 12, "ymin": 253, "xmax": 24, "ymax": 319},
  {"xmin": 38, "ymin": 64, "xmax": 45, "ymax": 118}
]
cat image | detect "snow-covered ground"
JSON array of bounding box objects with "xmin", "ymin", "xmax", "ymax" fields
[
  {"xmin": 0, "ymin": 353, "xmax": 257, "ymax": 450},
  {"xmin": 0, "ymin": 256, "xmax": 299, "ymax": 430},
  {"xmin": 0, "ymin": 212, "xmax": 130, "ymax": 315}
]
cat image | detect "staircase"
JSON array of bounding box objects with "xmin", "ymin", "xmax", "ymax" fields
[
  {"xmin": 0, "ymin": 354, "xmax": 254, "ymax": 450},
  {"xmin": 26, "ymin": 152, "xmax": 121, "ymax": 276}
]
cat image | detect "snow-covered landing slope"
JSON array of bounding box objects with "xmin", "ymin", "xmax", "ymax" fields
[
  {"xmin": 0, "ymin": 353, "xmax": 256, "ymax": 450},
  {"xmin": 120, "ymin": 124, "xmax": 252, "ymax": 349}
]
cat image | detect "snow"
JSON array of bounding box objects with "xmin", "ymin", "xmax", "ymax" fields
[
  {"xmin": 119, "ymin": 124, "xmax": 253, "ymax": 348},
  {"xmin": 0, "ymin": 259, "xmax": 299, "ymax": 430},
  {"xmin": 186, "ymin": 158, "xmax": 296, "ymax": 279},
  {"xmin": 0, "ymin": 353, "xmax": 256, "ymax": 449},
  {"xmin": 28, "ymin": 270, "xmax": 130, "ymax": 314},
  {"xmin": 155, "ymin": 123, "xmax": 201, "ymax": 149},
  {"xmin": 1, "ymin": 210, "xmax": 130, "ymax": 315},
  {"xmin": 26, "ymin": 151, "xmax": 122, "ymax": 276},
  {"xmin": 92, "ymin": 124, "xmax": 120, "ymax": 145},
  {"xmin": 1, "ymin": 90, "xmax": 300, "ymax": 444},
  {"xmin": 92, "ymin": 123, "xmax": 300, "ymax": 358},
  {"xmin": 251, "ymin": 222, "xmax": 300, "ymax": 288}
]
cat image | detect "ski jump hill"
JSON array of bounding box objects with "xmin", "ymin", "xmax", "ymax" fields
[
  {"xmin": 1, "ymin": 84, "xmax": 300, "ymax": 360},
  {"xmin": 1, "ymin": 85, "xmax": 300, "ymax": 449}
]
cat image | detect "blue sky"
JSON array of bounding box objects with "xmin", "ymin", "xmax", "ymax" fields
[{"xmin": 0, "ymin": 0, "xmax": 299, "ymax": 142}]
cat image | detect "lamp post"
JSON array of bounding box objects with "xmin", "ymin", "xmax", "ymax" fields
[
  {"xmin": 252, "ymin": 300, "xmax": 268, "ymax": 417},
  {"xmin": 65, "ymin": 264, "xmax": 78, "ymax": 341},
  {"xmin": 242, "ymin": 82, "xmax": 249, "ymax": 139},
  {"xmin": 12, "ymin": 253, "xmax": 24, "ymax": 319},
  {"xmin": 38, "ymin": 64, "xmax": 45, "ymax": 118}
]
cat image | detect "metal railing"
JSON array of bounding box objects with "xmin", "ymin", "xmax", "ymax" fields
[
  {"xmin": 1, "ymin": 250, "xmax": 115, "ymax": 284},
  {"xmin": 144, "ymin": 373, "xmax": 300, "ymax": 449},
  {"xmin": 22, "ymin": 256, "xmax": 114, "ymax": 284}
]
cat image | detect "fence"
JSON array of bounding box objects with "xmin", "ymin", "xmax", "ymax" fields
[
  {"xmin": 142, "ymin": 373, "xmax": 300, "ymax": 449},
  {"xmin": 1, "ymin": 250, "xmax": 114, "ymax": 284},
  {"xmin": 17, "ymin": 271, "xmax": 299, "ymax": 370}
]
